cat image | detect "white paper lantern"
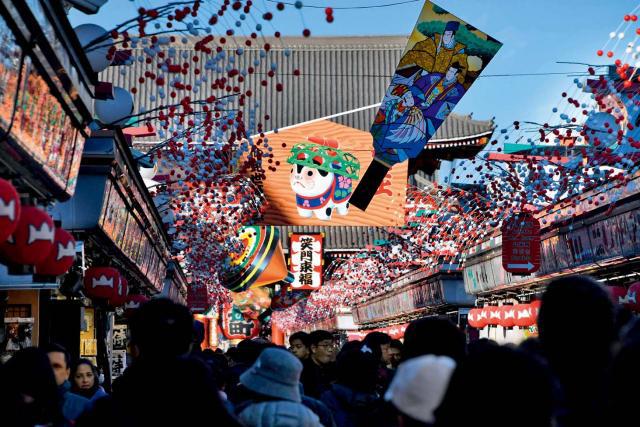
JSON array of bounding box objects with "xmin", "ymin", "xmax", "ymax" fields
[
  {"xmin": 94, "ymin": 87, "xmax": 134, "ymax": 125},
  {"xmin": 74, "ymin": 24, "xmax": 112, "ymax": 73}
]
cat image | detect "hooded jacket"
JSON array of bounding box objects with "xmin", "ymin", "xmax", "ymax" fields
[{"xmin": 238, "ymin": 400, "xmax": 322, "ymax": 427}]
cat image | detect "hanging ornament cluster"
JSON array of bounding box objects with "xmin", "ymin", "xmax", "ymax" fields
[{"xmin": 0, "ymin": 181, "xmax": 76, "ymax": 276}]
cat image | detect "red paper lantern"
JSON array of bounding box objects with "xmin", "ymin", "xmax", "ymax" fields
[
  {"xmin": 0, "ymin": 206, "xmax": 54, "ymax": 265},
  {"xmin": 35, "ymin": 228, "xmax": 76, "ymax": 276},
  {"xmin": 500, "ymin": 305, "xmax": 517, "ymax": 328},
  {"xmin": 530, "ymin": 300, "xmax": 542, "ymax": 322},
  {"xmin": 468, "ymin": 308, "xmax": 486, "ymax": 328},
  {"xmin": 622, "ymin": 282, "xmax": 640, "ymax": 311},
  {"xmin": 487, "ymin": 306, "xmax": 502, "ymax": 326},
  {"xmin": 608, "ymin": 286, "xmax": 628, "ymax": 305},
  {"xmin": 0, "ymin": 178, "xmax": 20, "ymax": 242},
  {"xmin": 124, "ymin": 294, "xmax": 149, "ymax": 317},
  {"xmin": 514, "ymin": 303, "xmax": 534, "ymax": 327},
  {"xmin": 84, "ymin": 267, "xmax": 121, "ymax": 302},
  {"xmin": 111, "ymin": 276, "xmax": 128, "ymax": 307}
]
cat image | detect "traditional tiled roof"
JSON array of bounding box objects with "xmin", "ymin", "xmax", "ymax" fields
[
  {"xmin": 275, "ymin": 225, "xmax": 389, "ymax": 252},
  {"xmin": 102, "ymin": 36, "xmax": 494, "ymax": 140}
]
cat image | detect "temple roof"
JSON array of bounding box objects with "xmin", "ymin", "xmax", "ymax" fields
[{"xmin": 103, "ymin": 36, "xmax": 494, "ymax": 141}]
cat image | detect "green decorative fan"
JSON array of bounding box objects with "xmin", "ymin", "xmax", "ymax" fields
[{"xmin": 287, "ymin": 141, "xmax": 360, "ymax": 180}]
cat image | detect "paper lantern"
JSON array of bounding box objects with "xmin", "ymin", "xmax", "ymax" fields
[
  {"xmin": 0, "ymin": 178, "xmax": 20, "ymax": 242},
  {"xmin": 94, "ymin": 87, "xmax": 134, "ymax": 125},
  {"xmin": 467, "ymin": 307, "xmax": 486, "ymax": 328},
  {"xmin": 35, "ymin": 228, "xmax": 75, "ymax": 276},
  {"xmin": 124, "ymin": 294, "xmax": 149, "ymax": 317},
  {"xmin": 621, "ymin": 282, "xmax": 640, "ymax": 311},
  {"xmin": 530, "ymin": 300, "xmax": 542, "ymax": 321},
  {"xmin": 513, "ymin": 304, "xmax": 534, "ymax": 327},
  {"xmin": 110, "ymin": 276, "xmax": 128, "ymax": 307},
  {"xmin": 608, "ymin": 286, "xmax": 628, "ymax": 305},
  {"xmin": 0, "ymin": 206, "xmax": 54, "ymax": 265},
  {"xmin": 500, "ymin": 305, "xmax": 517, "ymax": 328},
  {"xmin": 74, "ymin": 24, "xmax": 112, "ymax": 73},
  {"xmin": 487, "ymin": 306, "xmax": 502, "ymax": 326},
  {"xmin": 84, "ymin": 267, "xmax": 121, "ymax": 302}
]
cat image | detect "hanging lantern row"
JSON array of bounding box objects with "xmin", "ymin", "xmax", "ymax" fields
[
  {"xmin": 468, "ymin": 301, "xmax": 542, "ymax": 329},
  {"xmin": 0, "ymin": 179, "xmax": 76, "ymax": 275}
]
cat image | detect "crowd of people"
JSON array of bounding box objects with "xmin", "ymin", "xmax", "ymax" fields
[{"xmin": 1, "ymin": 275, "xmax": 638, "ymax": 426}]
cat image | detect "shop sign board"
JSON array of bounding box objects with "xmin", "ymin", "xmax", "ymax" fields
[
  {"xmin": 289, "ymin": 233, "xmax": 323, "ymax": 290},
  {"xmin": 501, "ymin": 213, "xmax": 541, "ymax": 275},
  {"xmin": 221, "ymin": 304, "xmax": 260, "ymax": 340}
]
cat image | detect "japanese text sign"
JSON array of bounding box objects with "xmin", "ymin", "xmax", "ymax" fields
[
  {"xmin": 501, "ymin": 212, "xmax": 541, "ymax": 275},
  {"xmin": 290, "ymin": 233, "xmax": 324, "ymax": 290}
]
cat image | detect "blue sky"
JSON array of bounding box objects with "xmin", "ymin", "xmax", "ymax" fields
[{"xmin": 70, "ymin": 0, "xmax": 639, "ymax": 131}]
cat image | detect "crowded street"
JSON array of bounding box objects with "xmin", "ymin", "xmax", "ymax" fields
[{"xmin": 1, "ymin": 1, "xmax": 640, "ymax": 426}]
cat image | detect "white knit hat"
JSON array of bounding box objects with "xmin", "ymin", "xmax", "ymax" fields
[{"xmin": 384, "ymin": 355, "xmax": 456, "ymax": 424}]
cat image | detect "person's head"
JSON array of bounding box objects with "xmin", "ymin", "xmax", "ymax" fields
[
  {"xmin": 308, "ymin": 330, "xmax": 335, "ymax": 365},
  {"xmin": 335, "ymin": 342, "xmax": 379, "ymax": 393},
  {"xmin": 445, "ymin": 62, "xmax": 462, "ymax": 82},
  {"xmin": 192, "ymin": 320, "xmax": 205, "ymax": 352},
  {"xmin": 239, "ymin": 347, "xmax": 304, "ymax": 402},
  {"xmin": 289, "ymin": 331, "xmax": 310, "ymax": 361},
  {"xmin": 200, "ymin": 350, "xmax": 231, "ymax": 391},
  {"xmin": 435, "ymin": 346, "xmax": 553, "ymax": 427},
  {"xmin": 538, "ymin": 275, "xmax": 615, "ymax": 367},
  {"xmin": 402, "ymin": 317, "xmax": 466, "ymax": 363},
  {"xmin": 388, "ymin": 339, "xmax": 403, "ymax": 368},
  {"xmin": 71, "ymin": 359, "xmax": 99, "ymax": 394},
  {"xmin": 385, "ymin": 355, "xmax": 456, "ymax": 426},
  {"xmin": 129, "ymin": 298, "xmax": 194, "ymax": 360},
  {"xmin": 363, "ymin": 331, "xmax": 392, "ymax": 364},
  {"xmin": 0, "ymin": 347, "xmax": 62, "ymax": 427},
  {"xmin": 45, "ymin": 343, "xmax": 71, "ymax": 386},
  {"xmin": 442, "ymin": 21, "xmax": 460, "ymax": 46}
]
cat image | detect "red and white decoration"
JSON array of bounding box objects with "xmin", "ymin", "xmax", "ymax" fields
[
  {"xmin": 110, "ymin": 276, "xmax": 129, "ymax": 307},
  {"xmin": 35, "ymin": 228, "xmax": 76, "ymax": 276},
  {"xmin": 290, "ymin": 233, "xmax": 323, "ymax": 290},
  {"xmin": 0, "ymin": 178, "xmax": 21, "ymax": 242},
  {"xmin": 619, "ymin": 282, "xmax": 640, "ymax": 312},
  {"xmin": 84, "ymin": 267, "xmax": 123, "ymax": 304},
  {"xmin": 123, "ymin": 294, "xmax": 149, "ymax": 317},
  {"xmin": 0, "ymin": 206, "xmax": 54, "ymax": 265},
  {"xmin": 468, "ymin": 302, "xmax": 540, "ymax": 329}
]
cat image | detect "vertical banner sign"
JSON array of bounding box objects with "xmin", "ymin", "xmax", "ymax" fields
[
  {"xmin": 501, "ymin": 212, "xmax": 541, "ymax": 275},
  {"xmin": 350, "ymin": 0, "xmax": 502, "ymax": 210},
  {"xmin": 290, "ymin": 233, "xmax": 324, "ymax": 290}
]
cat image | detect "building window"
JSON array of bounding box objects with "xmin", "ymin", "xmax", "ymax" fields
[{"xmin": 5, "ymin": 304, "xmax": 31, "ymax": 318}]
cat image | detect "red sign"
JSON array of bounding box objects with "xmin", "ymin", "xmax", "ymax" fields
[
  {"xmin": 289, "ymin": 233, "xmax": 324, "ymax": 290},
  {"xmin": 501, "ymin": 212, "xmax": 541, "ymax": 275}
]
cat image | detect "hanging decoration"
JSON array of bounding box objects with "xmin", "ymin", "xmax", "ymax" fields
[
  {"xmin": 34, "ymin": 228, "xmax": 76, "ymax": 276},
  {"xmin": 350, "ymin": 0, "xmax": 502, "ymax": 210},
  {"xmin": 0, "ymin": 206, "xmax": 54, "ymax": 265},
  {"xmin": 83, "ymin": 266, "xmax": 122, "ymax": 303},
  {"xmin": 124, "ymin": 294, "xmax": 150, "ymax": 317},
  {"xmin": 289, "ymin": 233, "xmax": 324, "ymax": 290},
  {"xmin": 221, "ymin": 226, "xmax": 291, "ymax": 292},
  {"xmin": 287, "ymin": 138, "xmax": 360, "ymax": 221},
  {"xmin": 0, "ymin": 178, "xmax": 20, "ymax": 242},
  {"xmin": 221, "ymin": 303, "xmax": 260, "ymax": 340},
  {"xmin": 230, "ymin": 287, "xmax": 273, "ymax": 320}
]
